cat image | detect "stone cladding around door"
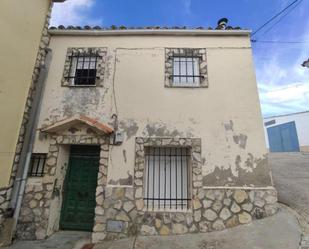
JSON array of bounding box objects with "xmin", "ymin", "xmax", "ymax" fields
[
  {"xmin": 16, "ymin": 134, "xmax": 109, "ymax": 240},
  {"xmin": 92, "ymin": 137, "xmax": 278, "ymax": 243}
]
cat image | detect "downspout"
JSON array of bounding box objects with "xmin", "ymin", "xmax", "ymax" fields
[{"xmin": 9, "ymin": 48, "xmax": 52, "ymax": 232}]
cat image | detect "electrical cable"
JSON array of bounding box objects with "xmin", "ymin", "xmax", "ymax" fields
[
  {"xmin": 252, "ymin": 40, "xmax": 309, "ymax": 44},
  {"xmin": 260, "ymin": 0, "xmax": 303, "ymax": 36},
  {"xmin": 251, "ymin": 0, "xmax": 301, "ymax": 37}
]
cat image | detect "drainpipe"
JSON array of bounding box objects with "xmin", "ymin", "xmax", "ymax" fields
[{"xmin": 9, "ymin": 48, "xmax": 52, "ymax": 232}]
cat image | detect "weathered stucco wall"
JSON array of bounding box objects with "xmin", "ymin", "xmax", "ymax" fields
[
  {"xmin": 0, "ymin": 0, "xmax": 51, "ymax": 188},
  {"xmin": 33, "ymin": 33, "xmax": 271, "ymax": 188}
]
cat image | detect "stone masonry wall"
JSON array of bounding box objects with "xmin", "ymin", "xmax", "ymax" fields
[
  {"xmin": 92, "ymin": 137, "xmax": 278, "ymax": 243},
  {"xmin": 0, "ymin": 2, "xmax": 53, "ymax": 231},
  {"xmin": 93, "ymin": 187, "xmax": 277, "ymax": 242}
]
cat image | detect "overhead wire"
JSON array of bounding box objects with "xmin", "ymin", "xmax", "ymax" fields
[
  {"xmin": 251, "ymin": 0, "xmax": 302, "ymax": 37},
  {"xmin": 260, "ymin": 0, "xmax": 303, "ymax": 36}
]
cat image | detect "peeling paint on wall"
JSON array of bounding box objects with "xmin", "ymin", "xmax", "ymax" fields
[
  {"xmin": 143, "ymin": 123, "xmax": 194, "ymax": 137},
  {"xmin": 224, "ymin": 120, "xmax": 234, "ymax": 131},
  {"xmin": 119, "ymin": 120, "xmax": 139, "ymax": 140},
  {"xmin": 108, "ymin": 171, "xmax": 133, "ymax": 185},
  {"xmin": 233, "ymin": 134, "xmax": 247, "ymax": 149},
  {"xmin": 122, "ymin": 149, "xmax": 127, "ymax": 163},
  {"xmin": 203, "ymin": 154, "xmax": 272, "ymax": 187}
]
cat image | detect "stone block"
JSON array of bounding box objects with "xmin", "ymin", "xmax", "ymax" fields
[
  {"xmin": 233, "ymin": 190, "xmax": 248, "ymax": 204},
  {"xmin": 219, "ymin": 207, "xmax": 232, "ymax": 220},
  {"xmin": 204, "ymin": 209, "xmax": 217, "ymax": 221},
  {"xmin": 212, "ymin": 219, "xmax": 225, "ymax": 231},
  {"xmin": 141, "ymin": 225, "xmax": 156, "ymax": 235},
  {"xmin": 123, "ymin": 201, "xmax": 134, "ymax": 213},
  {"xmin": 238, "ymin": 212, "xmax": 252, "ymax": 224},
  {"xmin": 172, "ymin": 223, "xmax": 188, "ymax": 234}
]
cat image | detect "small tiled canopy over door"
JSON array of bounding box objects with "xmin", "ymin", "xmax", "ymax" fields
[
  {"xmin": 60, "ymin": 145, "xmax": 100, "ymax": 231},
  {"xmin": 267, "ymin": 121, "xmax": 300, "ymax": 152}
]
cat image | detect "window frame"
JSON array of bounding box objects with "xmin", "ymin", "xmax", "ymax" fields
[
  {"xmin": 61, "ymin": 47, "xmax": 107, "ymax": 87},
  {"xmin": 28, "ymin": 153, "xmax": 47, "ymax": 177},
  {"xmin": 165, "ymin": 48, "xmax": 208, "ymax": 88},
  {"xmin": 134, "ymin": 137, "xmax": 202, "ymax": 213},
  {"xmin": 144, "ymin": 146, "xmax": 192, "ymax": 211}
]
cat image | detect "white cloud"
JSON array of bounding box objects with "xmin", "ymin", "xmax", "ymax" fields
[
  {"xmin": 50, "ymin": 0, "xmax": 102, "ymax": 27},
  {"xmin": 255, "ymin": 18, "xmax": 309, "ymax": 117}
]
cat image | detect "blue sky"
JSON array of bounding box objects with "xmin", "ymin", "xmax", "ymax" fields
[{"xmin": 51, "ymin": 0, "xmax": 309, "ymax": 117}]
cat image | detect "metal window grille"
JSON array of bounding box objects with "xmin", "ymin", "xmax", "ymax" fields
[
  {"xmin": 65, "ymin": 50, "xmax": 100, "ymax": 86},
  {"xmin": 171, "ymin": 50, "xmax": 202, "ymax": 86},
  {"xmin": 29, "ymin": 153, "xmax": 47, "ymax": 177},
  {"xmin": 144, "ymin": 147, "xmax": 191, "ymax": 211}
]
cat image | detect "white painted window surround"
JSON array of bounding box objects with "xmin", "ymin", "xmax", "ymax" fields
[{"xmin": 144, "ymin": 147, "xmax": 190, "ymax": 211}]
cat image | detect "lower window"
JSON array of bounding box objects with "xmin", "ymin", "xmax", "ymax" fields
[
  {"xmin": 29, "ymin": 153, "xmax": 47, "ymax": 177},
  {"xmin": 144, "ymin": 147, "xmax": 191, "ymax": 211}
]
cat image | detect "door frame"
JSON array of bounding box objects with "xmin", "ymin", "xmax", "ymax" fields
[{"xmin": 39, "ymin": 134, "xmax": 109, "ymax": 238}]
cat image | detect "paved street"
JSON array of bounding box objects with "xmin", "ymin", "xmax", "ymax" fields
[
  {"xmin": 3, "ymin": 231, "xmax": 91, "ymax": 249},
  {"xmin": 270, "ymin": 152, "xmax": 309, "ymax": 222}
]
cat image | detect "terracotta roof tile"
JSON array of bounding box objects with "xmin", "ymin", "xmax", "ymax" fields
[
  {"xmin": 49, "ymin": 25, "xmax": 243, "ymax": 31},
  {"xmin": 40, "ymin": 115, "xmax": 114, "ymax": 134}
]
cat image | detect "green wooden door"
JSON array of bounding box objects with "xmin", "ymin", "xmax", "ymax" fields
[{"xmin": 60, "ymin": 145, "xmax": 100, "ymax": 231}]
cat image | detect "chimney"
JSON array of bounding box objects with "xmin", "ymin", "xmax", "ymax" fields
[
  {"xmin": 302, "ymin": 58, "xmax": 309, "ymax": 68},
  {"xmin": 216, "ymin": 18, "xmax": 228, "ymax": 30}
]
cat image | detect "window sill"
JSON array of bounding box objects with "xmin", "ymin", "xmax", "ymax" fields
[
  {"xmin": 61, "ymin": 84, "xmax": 102, "ymax": 88},
  {"xmin": 165, "ymin": 84, "xmax": 208, "ymax": 88}
]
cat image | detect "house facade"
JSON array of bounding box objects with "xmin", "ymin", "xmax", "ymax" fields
[{"xmin": 16, "ymin": 26, "xmax": 277, "ymax": 242}]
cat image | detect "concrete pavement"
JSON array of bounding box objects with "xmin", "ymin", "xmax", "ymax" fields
[
  {"xmin": 3, "ymin": 231, "xmax": 91, "ymax": 249},
  {"xmin": 269, "ymin": 152, "xmax": 309, "ymax": 223},
  {"xmin": 94, "ymin": 207, "xmax": 302, "ymax": 249}
]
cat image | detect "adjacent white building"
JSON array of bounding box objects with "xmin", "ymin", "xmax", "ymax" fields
[{"xmin": 264, "ymin": 111, "xmax": 309, "ymax": 153}]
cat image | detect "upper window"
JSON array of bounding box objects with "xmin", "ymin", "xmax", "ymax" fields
[
  {"xmin": 62, "ymin": 47, "xmax": 107, "ymax": 87},
  {"xmin": 165, "ymin": 48, "xmax": 208, "ymax": 88},
  {"xmin": 29, "ymin": 153, "xmax": 47, "ymax": 177},
  {"xmin": 173, "ymin": 56, "xmax": 200, "ymax": 86},
  {"xmin": 69, "ymin": 55, "xmax": 98, "ymax": 86}
]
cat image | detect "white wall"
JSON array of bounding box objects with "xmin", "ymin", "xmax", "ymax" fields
[{"xmin": 263, "ymin": 111, "xmax": 309, "ymax": 148}]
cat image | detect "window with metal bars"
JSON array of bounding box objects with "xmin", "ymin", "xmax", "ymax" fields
[
  {"xmin": 144, "ymin": 147, "xmax": 191, "ymax": 211},
  {"xmin": 29, "ymin": 153, "xmax": 47, "ymax": 177},
  {"xmin": 66, "ymin": 51, "xmax": 100, "ymax": 86},
  {"xmin": 172, "ymin": 56, "xmax": 201, "ymax": 86}
]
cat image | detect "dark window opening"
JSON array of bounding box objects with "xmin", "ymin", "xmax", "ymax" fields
[
  {"xmin": 74, "ymin": 69, "xmax": 97, "ymax": 85},
  {"xmin": 65, "ymin": 50, "xmax": 100, "ymax": 86},
  {"xmin": 29, "ymin": 153, "xmax": 47, "ymax": 177},
  {"xmin": 144, "ymin": 147, "xmax": 191, "ymax": 211}
]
